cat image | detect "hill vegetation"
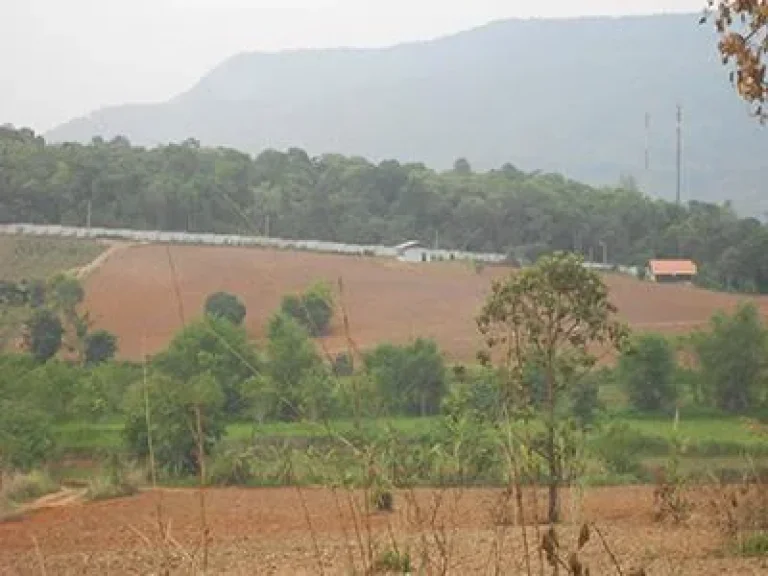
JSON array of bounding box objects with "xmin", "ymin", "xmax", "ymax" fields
[
  {"xmin": 44, "ymin": 14, "xmax": 767, "ymax": 213},
  {"xmin": 4, "ymin": 126, "xmax": 768, "ymax": 293}
]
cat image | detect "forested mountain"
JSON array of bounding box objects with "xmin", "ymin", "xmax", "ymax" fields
[
  {"xmin": 45, "ymin": 14, "xmax": 767, "ymax": 214},
  {"xmin": 3, "ymin": 126, "xmax": 768, "ymax": 292}
]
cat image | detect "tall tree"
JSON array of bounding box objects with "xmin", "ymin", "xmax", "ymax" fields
[{"xmin": 477, "ymin": 252, "xmax": 627, "ymax": 523}]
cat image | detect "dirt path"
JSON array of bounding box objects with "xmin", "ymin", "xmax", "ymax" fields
[{"xmin": 70, "ymin": 241, "xmax": 134, "ymax": 281}]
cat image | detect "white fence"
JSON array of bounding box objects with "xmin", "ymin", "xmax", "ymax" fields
[{"xmin": 0, "ymin": 223, "xmax": 509, "ymax": 264}]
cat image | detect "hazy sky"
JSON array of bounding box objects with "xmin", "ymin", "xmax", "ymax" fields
[{"xmin": 2, "ymin": 0, "xmax": 705, "ymax": 132}]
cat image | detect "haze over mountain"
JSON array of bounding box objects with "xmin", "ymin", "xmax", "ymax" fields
[{"xmin": 46, "ymin": 13, "xmax": 767, "ymax": 215}]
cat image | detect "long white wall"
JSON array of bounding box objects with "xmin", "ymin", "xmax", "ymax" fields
[{"xmin": 0, "ymin": 223, "xmax": 508, "ymax": 264}]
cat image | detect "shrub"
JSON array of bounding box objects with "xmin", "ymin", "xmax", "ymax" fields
[
  {"xmin": 209, "ymin": 446, "xmax": 256, "ymax": 486},
  {"xmin": 0, "ymin": 470, "xmax": 58, "ymax": 503},
  {"xmin": 374, "ymin": 549, "xmax": 412, "ymax": 574},
  {"xmin": 84, "ymin": 329, "xmax": 118, "ymax": 365},
  {"xmin": 86, "ymin": 454, "xmax": 143, "ymax": 501},
  {"xmin": 569, "ymin": 368, "xmax": 609, "ymax": 428},
  {"xmin": 280, "ymin": 281, "xmax": 334, "ymax": 336},
  {"xmin": 152, "ymin": 317, "xmax": 262, "ymax": 417},
  {"xmin": 692, "ymin": 303, "xmax": 768, "ymax": 413},
  {"xmin": 591, "ymin": 422, "xmax": 646, "ymax": 479},
  {"xmin": 0, "ymin": 400, "xmax": 56, "ymax": 470},
  {"xmin": 204, "ymin": 291, "xmax": 247, "ymax": 325},
  {"xmin": 332, "ymin": 352, "xmax": 354, "ymax": 377},
  {"xmin": 263, "ymin": 313, "xmax": 336, "ymax": 421},
  {"xmin": 364, "ymin": 338, "xmax": 447, "ymax": 417},
  {"xmin": 24, "ymin": 309, "xmax": 63, "ymax": 362},
  {"xmin": 442, "ymin": 366, "xmax": 500, "ymax": 420},
  {"xmin": 619, "ymin": 333, "xmax": 678, "ymax": 412},
  {"xmin": 371, "ymin": 487, "xmax": 394, "ymax": 512},
  {"xmin": 123, "ymin": 372, "xmax": 226, "ymax": 476}
]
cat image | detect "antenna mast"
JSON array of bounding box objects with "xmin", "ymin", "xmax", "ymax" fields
[
  {"xmin": 676, "ymin": 104, "xmax": 682, "ymax": 207},
  {"xmin": 644, "ymin": 112, "xmax": 650, "ymax": 172}
]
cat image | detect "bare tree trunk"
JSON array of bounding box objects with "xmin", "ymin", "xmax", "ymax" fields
[{"xmin": 547, "ymin": 426, "xmax": 559, "ymax": 524}]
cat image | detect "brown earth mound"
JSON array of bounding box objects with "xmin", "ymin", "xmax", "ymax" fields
[{"xmin": 82, "ymin": 244, "xmax": 768, "ymax": 361}]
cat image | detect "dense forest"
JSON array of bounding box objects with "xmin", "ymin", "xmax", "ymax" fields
[{"xmin": 2, "ymin": 126, "xmax": 768, "ymax": 292}]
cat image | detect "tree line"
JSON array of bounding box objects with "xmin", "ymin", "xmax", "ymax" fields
[{"xmin": 3, "ymin": 125, "xmax": 768, "ymax": 291}]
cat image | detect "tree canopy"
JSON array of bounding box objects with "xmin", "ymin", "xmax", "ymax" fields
[
  {"xmin": 4, "ymin": 126, "xmax": 768, "ymax": 292},
  {"xmin": 204, "ymin": 292, "xmax": 247, "ymax": 325}
]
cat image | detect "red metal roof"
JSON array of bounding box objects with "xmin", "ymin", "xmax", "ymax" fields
[{"xmin": 648, "ymin": 259, "xmax": 697, "ymax": 276}]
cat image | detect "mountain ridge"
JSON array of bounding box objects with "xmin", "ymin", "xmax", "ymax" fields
[{"xmin": 45, "ymin": 12, "xmax": 767, "ymax": 214}]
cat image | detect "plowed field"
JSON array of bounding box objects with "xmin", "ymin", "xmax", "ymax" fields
[
  {"xmin": 0, "ymin": 486, "xmax": 765, "ymax": 575},
  {"xmin": 81, "ymin": 244, "xmax": 768, "ymax": 361}
]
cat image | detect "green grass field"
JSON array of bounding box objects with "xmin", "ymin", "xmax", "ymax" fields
[
  {"xmin": 54, "ymin": 413, "xmax": 767, "ymax": 480},
  {"xmin": 0, "ymin": 235, "xmax": 106, "ymax": 281}
]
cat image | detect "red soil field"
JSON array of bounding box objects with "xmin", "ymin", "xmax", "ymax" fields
[
  {"xmin": 0, "ymin": 486, "xmax": 765, "ymax": 575},
  {"xmin": 82, "ymin": 244, "xmax": 768, "ymax": 362}
]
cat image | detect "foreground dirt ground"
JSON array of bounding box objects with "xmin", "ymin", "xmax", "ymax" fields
[
  {"xmin": 1, "ymin": 486, "xmax": 766, "ymax": 575},
  {"xmin": 82, "ymin": 244, "xmax": 768, "ymax": 362}
]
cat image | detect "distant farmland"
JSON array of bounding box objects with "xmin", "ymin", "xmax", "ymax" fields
[{"xmin": 81, "ymin": 243, "xmax": 768, "ymax": 362}]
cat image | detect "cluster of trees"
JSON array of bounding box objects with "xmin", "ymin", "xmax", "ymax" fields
[
  {"xmin": 5, "ymin": 126, "xmax": 768, "ymax": 291},
  {"xmin": 129, "ymin": 287, "xmax": 447, "ymax": 472},
  {"xmin": 0, "ymin": 273, "xmax": 119, "ymax": 365},
  {"xmin": 0, "ymin": 282, "xmax": 448, "ymax": 473},
  {"xmin": 620, "ymin": 302, "xmax": 768, "ymax": 414}
]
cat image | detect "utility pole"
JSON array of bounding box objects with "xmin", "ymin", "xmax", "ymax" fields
[
  {"xmin": 434, "ymin": 229, "xmax": 439, "ymax": 251},
  {"xmin": 86, "ymin": 199, "xmax": 92, "ymax": 230},
  {"xmin": 644, "ymin": 112, "xmax": 650, "ymax": 172},
  {"xmin": 599, "ymin": 240, "xmax": 607, "ymax": 265},
  {"xmin": 676, "ymin": 104, "xmax": 682, "ymax": 207},
  {"xmin": 264, "ymin": 214, "xmax": 270, "ymax": 238}
]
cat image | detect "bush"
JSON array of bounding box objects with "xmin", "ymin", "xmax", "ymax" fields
[
  {"xmin": 0, "ymin": 400, "xmax": 56, "ymax": 470},
  {"xmin": 209, "ymin": 445, "xmax": 256, "ymax": 486},
  {"xmin": 371, "ymin": 487, "xmax": 394, "ymax": 512},
  {"xmin": 262, "ymin": 313, "xmax": 336, "ymax": 421},
  {"xmin": 85, "ymin": 454, "xmax": 143, "ymax": 501},
  {"xmin": 0, "ymin": 470, "xmax": 58, "ymax": 503},
  {"xmin": 442, "ymin": 366, "xmax": 501, "ymax": 420},
  {"xmin": 374, "ymin": 549, "xmax": 412, "ymax": 573},
  {"xmin": 280, "ymin": 281, "xmax": 334, "ymax": 336},
  {"xmin": 152, "ymin": 317, "xmax": 262, "ymax": 417},
  {"xmin": 24, "ymin": 309, "xmax": 63, "ymax": 362},
  {"xmin": 364, "ymin": 338, "xmax": 447, "ymax": 417},
  {"xmin": 569, "ymin": 369, "xmax": 608, "ymax": 428},
  {"xmin": 332, "ymin": 352, "xmax": 354, "ymax": 377},
  {"xmin": 591, "ymin": 422, "xmax": 647, "ymax": 479},
  {"xmin": 619, "ymin": 333, "xmax": 678, "ymax": 412},
  {"xmin": 204, "ymin": 291, "xmax": 247, "ymax": 325},
  {"xmin": 123, "ymin": 373, "xmax": 226, "ymax": 477},
  {"xmin": 84, "ymin": 329, "xmax": 118, "ymax": 365},
  {"xmin": 692, "ymin": 303, "xmax": 768, "ymax": 413}
]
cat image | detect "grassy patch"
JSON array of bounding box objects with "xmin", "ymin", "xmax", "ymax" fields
[
  {"xmin": 0, "ymin": 235, "xmax": 105, "ymax": 281},
  {"xmin": 736, "ymin": 532, "xmax": 768, "ymax": 557},
  {"xmin": 54, "ymin": 413, "xmax": 768, "ymax": 487},
  {"xmin": 0, "ymin": 470, "xmax": 58, "ymax": 504}
]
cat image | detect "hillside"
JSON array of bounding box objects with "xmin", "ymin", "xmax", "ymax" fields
[
  {"xmin": 4, "ymin": 125, "xmax": 768, "ymax": 295},
  {"xmin": 45, "ymin": 14, "xmax": 767, "ymax": 214},
  {"xmin": 82, "ymin": 243, "xmax": 768, "ymax": 362}
]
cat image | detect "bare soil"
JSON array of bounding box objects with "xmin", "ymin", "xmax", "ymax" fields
[
  {"xmin": 82, "ymin": 244, "xmax": 768, "ymax": 362},
  {"xmin": 0, "ymin": 485, "xmax": 765, "ymax": 575}
]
